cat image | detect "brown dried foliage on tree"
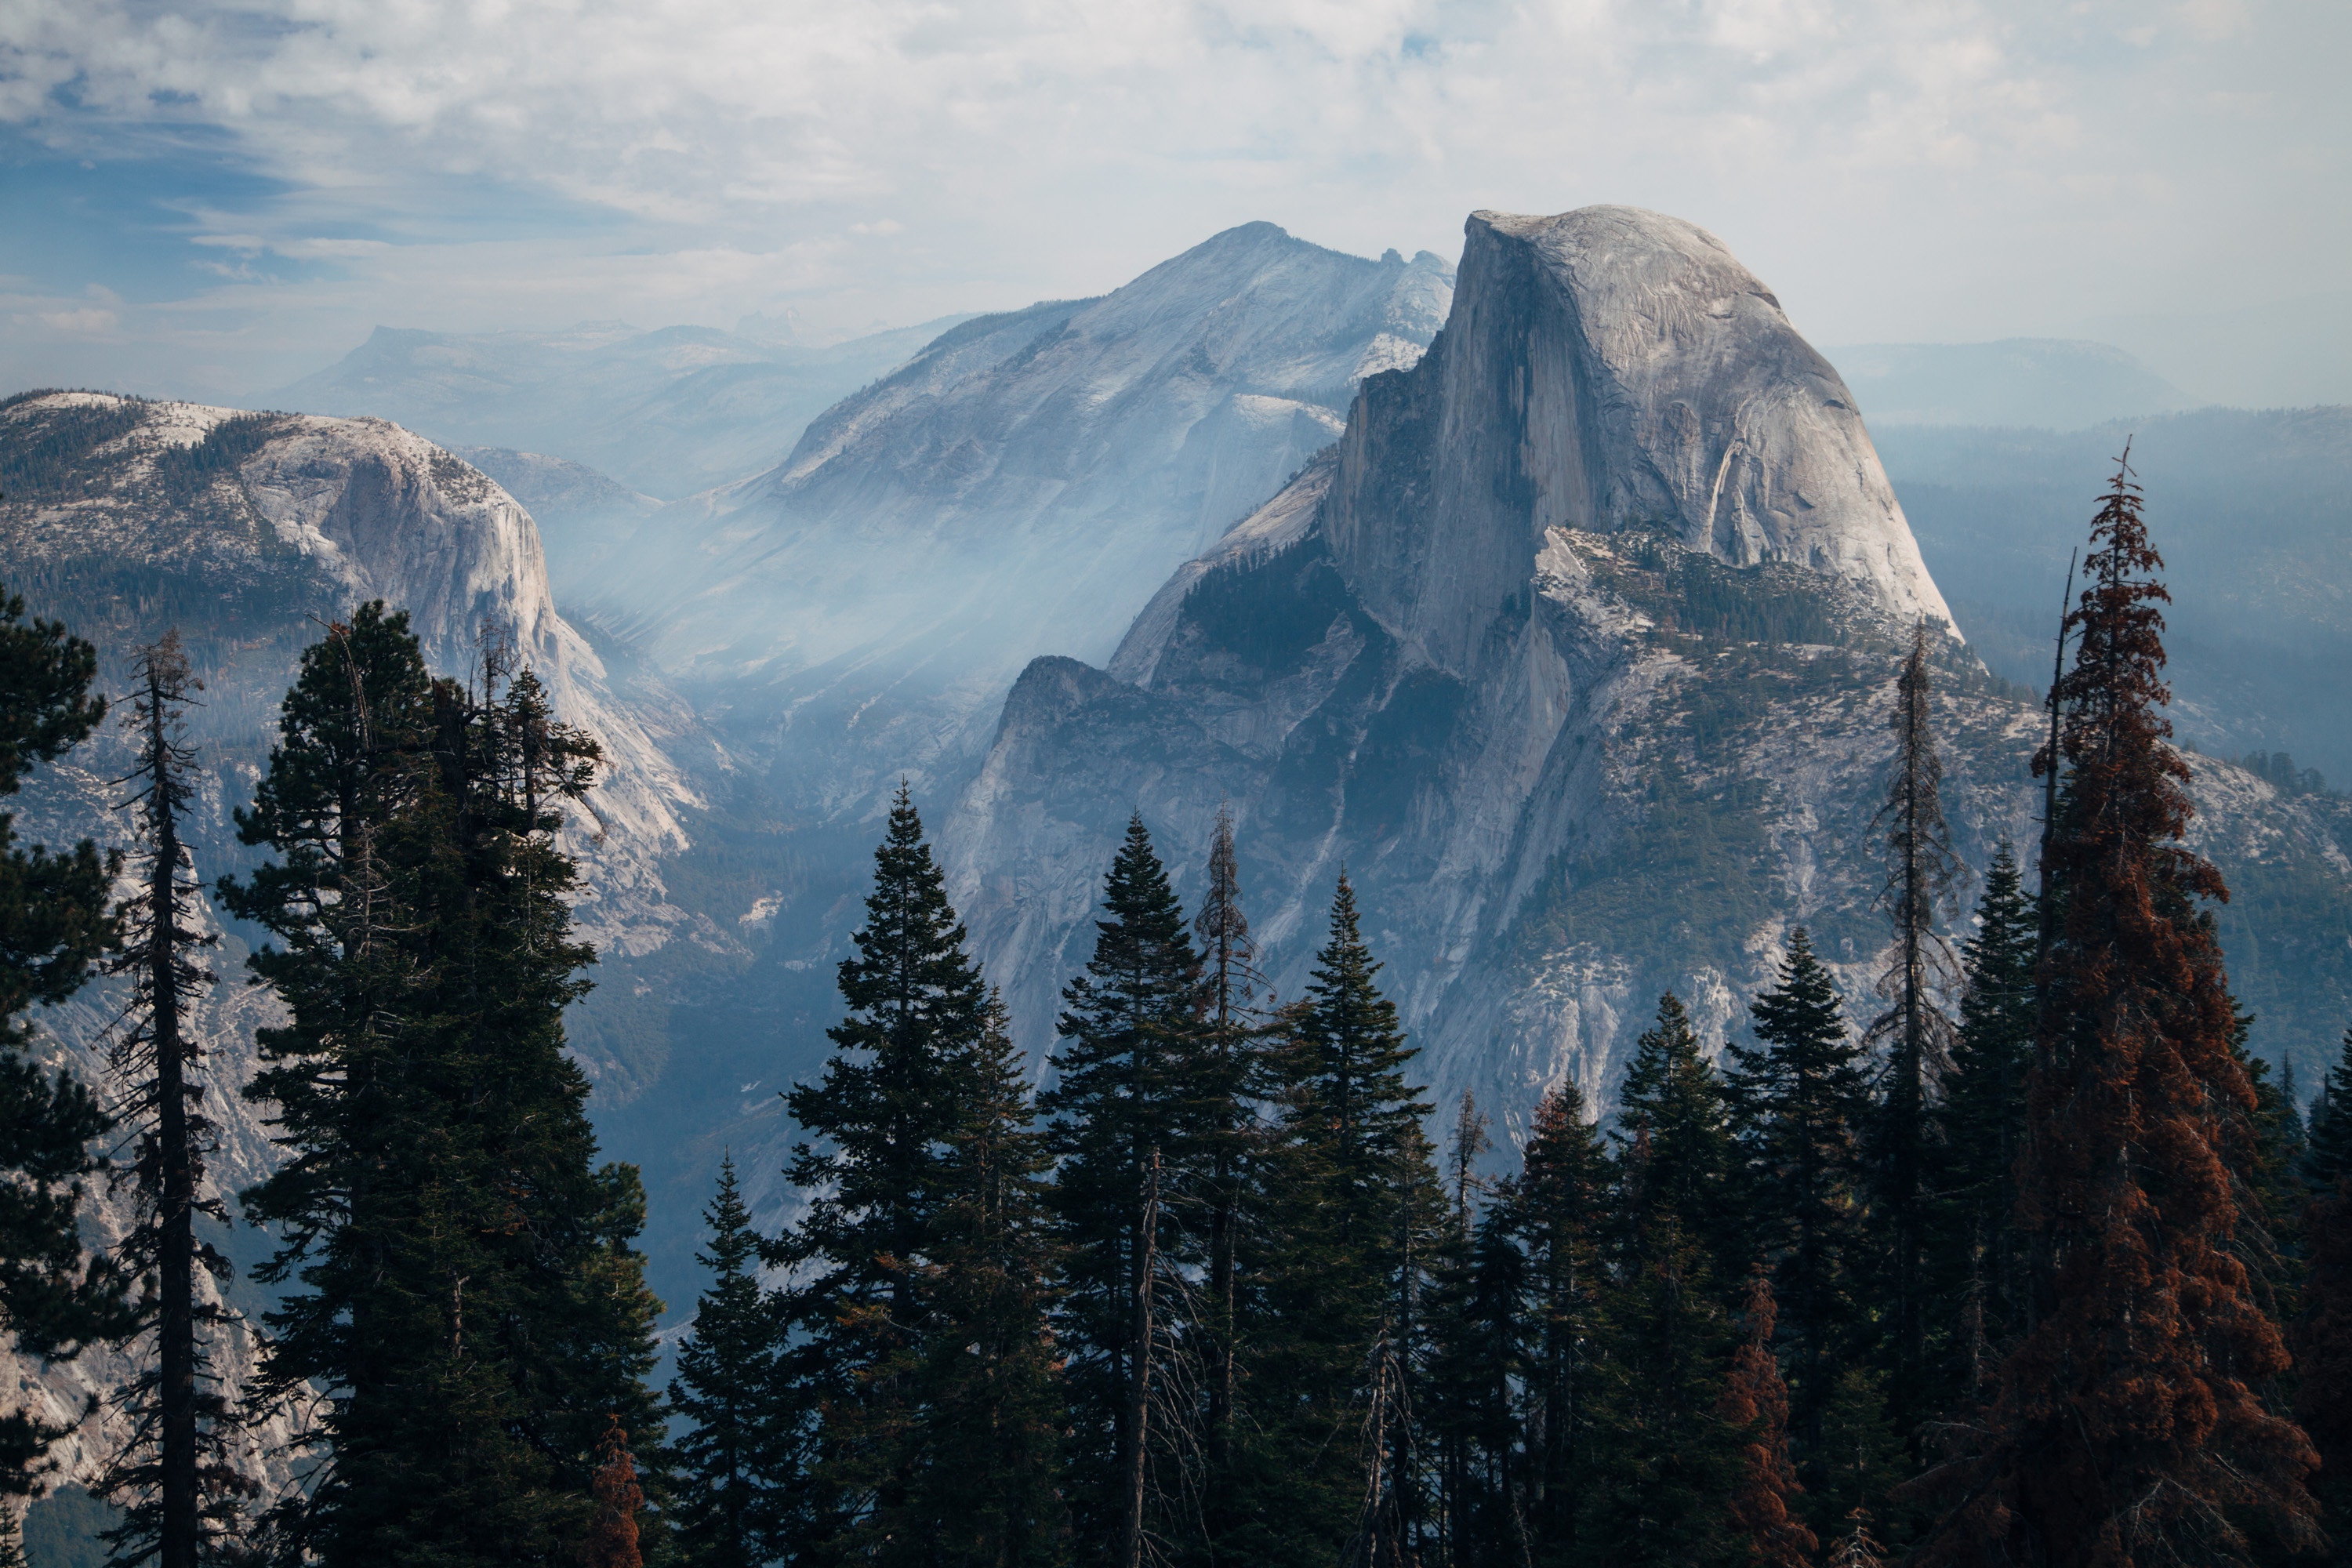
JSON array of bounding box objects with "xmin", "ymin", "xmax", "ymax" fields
[
  {"xmin": 581, "ymin": 1416, "xmax": 644, "ymax": 1568},
  {"xmin": 1719, "ymin": 1269, "xmax": 1817, "ymax": 1568},
  {"xmin": 1911, "ymin": 453, "xmax": 2320, "ymax": 1565}
]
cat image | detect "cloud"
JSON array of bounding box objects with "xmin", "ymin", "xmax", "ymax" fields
[
  {"xmin": 1, "ymin": 0, "xmax": 2345, "ymax": 399},
  {"xmin": 31, "ymin": 307, "xmax": 119, "ymax": 333}
]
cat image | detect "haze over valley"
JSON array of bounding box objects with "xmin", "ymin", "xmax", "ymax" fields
[
  {"xmin": 6, "ymin": 5, "xmax": 2350, "ymax": 1560},
  {"xmin": 9, "ymin": 202, "xmax": 2350, "ymax": 1326}
]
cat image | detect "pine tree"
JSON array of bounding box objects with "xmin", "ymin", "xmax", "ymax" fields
[
  {"xmin": 226, "ymin": 610, "xmax": 665, "ymax": 1566},
  {"xmin": 1037, "ymin": 815, "xmax": 1210, "ymax": 1562},
  {"xmin": 1582, "ymin": 993, "xmax": 1747, "ymax": 1567},
  {"xmin": 1914, "ymin": 456, "xmax": 2322, "ymax": 1563},
  {"xmin": 1190, "ymin": 805, "xmax": 1260, "ymax": 1503},
  {"xmin": 1426, "ymin": 1165, "xmax": 1527, "ymax": 1566},
  {"xmin": 1613, "ymin": 993, "xmax": 1740, "ymax": 1262},
  {"xmin": 0, "ymin": 586, "xmax": 129, "ymax": 1529},
  {"xmin": 1423, "ymin": 1091, "xmax": 1495, "ymax": 1559},
  {"xmin": 1231, "ymin": 877, "xmax": 1435, "ymax": 1567},
  {"xmin": 1729, "ymin": 931, "xmax": 1875, "ymax": 1486},
  {"xmin": 897, "ymin": 993, "xmax": 1065, "ymax": 1568},
  {"xmin": 1718, "ymin": 1271, "xmax": 1816, "ymax": 1568},
  {"xmin": 772, "ymin": 787, "xmax": 1063, "ymax": 1566},
  {"xmin": 1924, "ymin": 844, "xmax": 2036, "ymax": 1407},
  {"xmin": 1862, "ymin": 626, "xmax": 1962, "ymax": 1436},
  {"xmin": 668, "ymin": 1156, "xmax": 789, "ymax": 1568},
  {"xmin": 1507, "ymin": 1083, "xmax": 1609, "ymax": 1564},
  {"xmin": 94, "ymin": 633, "xmax": 250, "ymax": 1566}
]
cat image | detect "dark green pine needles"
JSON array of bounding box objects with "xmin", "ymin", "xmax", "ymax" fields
[
  {"xmin": 0, "ymin": 586, "xmax": 131, "ymax": 1524},
  {"xmin": 1926, "ymin": 841, "xmax": 2038, "ymax": 1404},
  {"xmin": 1729, "ymin": 927, "xmax": 1880, "ymax": 1510},
  {"xmin": 1586, "ymin": 993, "xmax": 1745, "ymax": 1567},
  {"xmin": 1229, "ymin": 873, "xmax": 1439, "ymax": 1566},
  {"xmin": 1503, "ymin": 1082, "xmax": 1610, "ymax": 1559},
  {"xmin": 1036, "ymin": 815, "xmax": 1214, "ymax": 1562},
  {"xmin": 771, "ymin": 785, "xmax": 1063, "ymax": 1567},
  {"xmin": 667, "ymin": 1155, "xmax": 789, "ymax": 1568},
  {"xmin": 224, "ymin": 606, "xmax": 664, "ymax": 1568}
]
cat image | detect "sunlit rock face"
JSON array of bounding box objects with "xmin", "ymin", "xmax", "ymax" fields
[
  {"xmin": 942, "ymin": 208, "xmax": 2347, "ymax": 1139},
  {"xmin": 584, "ymin": 223, "xmax": 1454, "ymax": 815},
  {"xmin": 1322, "ymin": 206, "xmax": 1951, "ymax": 681},
  {"xmin": 0, "ymin": 390, "xmax": 710, "ymax": 1497}
]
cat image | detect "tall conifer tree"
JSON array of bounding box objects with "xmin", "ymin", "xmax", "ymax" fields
[
  {"xmin": 1190, "ymin": 806, "xmax": 1259, "ymax": 1497},
  {"xmin": 1925, "ymin": 844, "xmax": 2036, "ymax": 1406},
  {"xmin": 1862, "ymin": 626, "xmax": 1962, "ymax": 1432},
  {"xmin": 902, "ymin": 993, "xmax": 1065, "ymax": 1568},
  {"xmin": 227, "ymin": 610, "xmax": 663, "ymax": 1566},
  {"xmin": 1508, "ymin": 1083, "xmax": 1608, "ymax": 1564},
  {"xmin": 669, "ymin": 1156, "xmax": 789, "ymax": 1568},
  {"xmin": 773, "ymin": 788, "xmax": 1063, "ymax": 1566},
  {"xmin": 1423, "ymin": 1092, "xmax": 1494, "ymax": 1557},
  {"xmin": 0, "ymin": 587, "xmax": 127, "ymax": 1540},
  {"xmin": 1584, "ymin": 993, "xmax": 1747, "ymax": 1567},
  {"xmin": 1915, "ymin": 457, "xmax": 2321, "ymax": 1563},
  {"xmin": 1039, "ymin": 816, "xmax": 1210, "ymax": 1562},
  {"xmin": 1719, "ymin": 1271, "xmax": 1816, "ymax": 1568},
  {"xmin": 96, "ymin": 633, "xmax": 249, "ymax": 1565},
  {"xmin": 1232, "ymin": 877, "xmax": 1435, "ymax": 1566},
  {"xmin": 1730, "ymin": 931, "xmax": 1873, "ymax": 1474}
]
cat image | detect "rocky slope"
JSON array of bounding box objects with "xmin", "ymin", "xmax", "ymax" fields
[
  {"xmin": 583, "ymin": 223, "xmax": 1454, "ymax": 815},
  {"xmin": 0, "ymin": 390, "xmax": 706, "ymax": 1501},
  {"xmin": 942, "ymin": 208, "xmax": 2352, "ymax": 1139}
]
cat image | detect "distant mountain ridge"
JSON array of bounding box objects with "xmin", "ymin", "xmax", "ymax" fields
[
  {"xmin": 1824, "ymin": 338, "xmax": 2187, "ymax": 429},
  {"xmin": 272, "ymin": 315, "xmax": 971, "ymax": 499},
  {"xmin": 1880, "ymin": 405, "xmax": 2352, "ymax": 783},
  {"xmin": 583, "ymin": 221, "xmax": 1455, "ymax": 815}
]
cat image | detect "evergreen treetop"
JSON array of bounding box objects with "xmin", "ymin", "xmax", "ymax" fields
[
  {"xmin": 668, "ymin": 1156, "xmax": 789, "ymax": 1568},
  {"xmin": 1036, "ymin": 814, "xmax": 1210, "ymax": 1560},
  {"xmin": 1614, "ymin": 992, "xmax": 1738, "ymax": 1257},
  {"xmin": 1283, "ymin": 873, "xmax": 1428, "ymax": 1244},
  {"xmin": 1926, "ymin": 843, "xmax": 2038, "ymax": 1406},
  {"xmin": 773, "ymin": 787, "xmax": 1065, "ymax": 1565},
  {"xmin": 1729, "ymin": 929, "xmax": 1871, "ymax": 1466}
]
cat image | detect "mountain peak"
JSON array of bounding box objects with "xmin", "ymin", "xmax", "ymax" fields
[{"xmin": 1318, "ymin": 204, "xmax": 1947, "ymax": 677}]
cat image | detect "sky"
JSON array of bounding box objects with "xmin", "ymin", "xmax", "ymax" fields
[{"xmin": 4, "ymin": 0, "xmax": 2348, "ymax": 404}]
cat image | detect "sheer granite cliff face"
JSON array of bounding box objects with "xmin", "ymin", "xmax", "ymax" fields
[
  {"xmin": 942, "ymin": 209, "xmax": 2349, "ymax": 1138},
  {"xmin": 1319, "ymin": 207, "xmax": 1948, "ymax": 680}
]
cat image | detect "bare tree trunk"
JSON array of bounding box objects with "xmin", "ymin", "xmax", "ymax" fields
[
  {"xmin": 1122, "ymin": 1149, "xmax": 1162, "ymax": 1568},
  {"xmin": 147, "ymin": 686, "xmax": 197, "ymax": 1568},
  {"xmin": 2028, "ymin": 549, "xmax": 2076, "ymax": 1330}
]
